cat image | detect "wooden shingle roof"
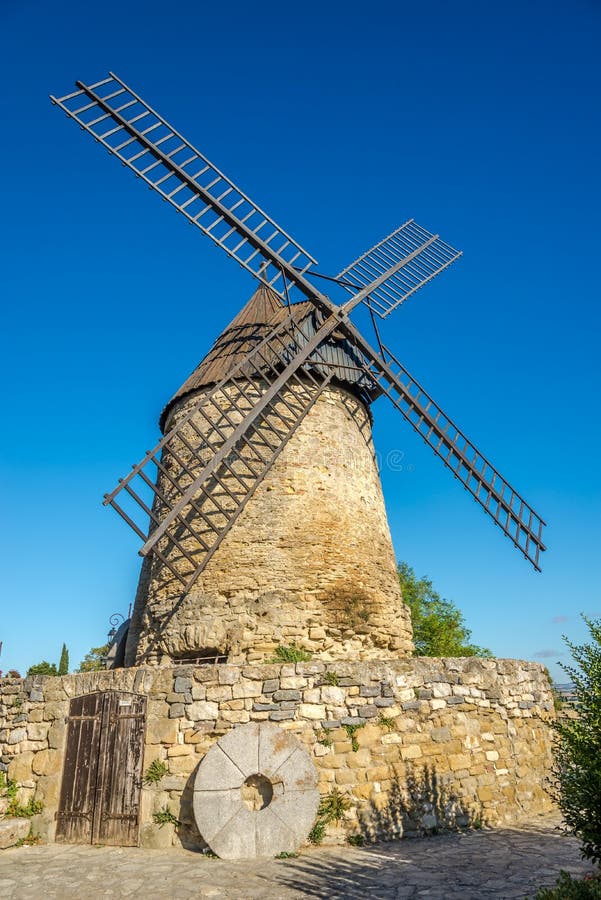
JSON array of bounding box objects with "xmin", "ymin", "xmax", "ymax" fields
[{"xmin": 159, "ymin": 285, "xmax": 373, "ymax": 431}]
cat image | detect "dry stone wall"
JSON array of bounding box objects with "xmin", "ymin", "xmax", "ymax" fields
[
  {"xmin": 126, "ymin": 381, "xmax": 413, "ymax": 666},
  {"xmin": 0, "ymin": 658, "xmax": 555, "ymax": 849}
]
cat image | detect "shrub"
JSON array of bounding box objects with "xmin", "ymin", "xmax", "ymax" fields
[
  {"xmin": 26, "ymin": 661, "xmax": 57, "ymax": 677},
  {"xmin": 153, "ymin": 807, "xmax": 180, "ymax": 827},
  {"xmin": 144, "ymin": 759, "xmax": 168, "ymax": 784},
  {"xmin": 533, "ymin": 870, "xmax": 601, "ymax": 899},
  {"xmin": 269, "ymin": 645, "xmax": 312, "ymax": 663},
  {"xmin": 551, "ymin": 616, "xmax": 601, "ymax": 864}
]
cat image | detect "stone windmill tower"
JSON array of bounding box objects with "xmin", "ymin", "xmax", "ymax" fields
[
  {"xmin": 51, "ymin": 74, "xmax": 547, "ymax": 669},
  {"xmin": 125, "ymin": 285, "xmax": 413, "ymax": 665}
]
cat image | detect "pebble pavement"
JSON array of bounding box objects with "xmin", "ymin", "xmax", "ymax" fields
[{"xmin": 0, "ymin": 816, "xmax": 594, "ymax": 899}]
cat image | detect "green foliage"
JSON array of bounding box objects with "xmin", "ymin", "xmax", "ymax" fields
[
  {"xmin": 308, "ymin": 820, "xmax": 327, "ymax": 844},
  {"xmin": 7, "ymin": 796, "xmax": 43, "ymax": 818},
  {"xmin": 144, "ymin": 759, "xmax": 168, "ymax": 784},
  {"xmin": 319, "ymin": 787, "xmax": 352, "ymax": 823},
  {"xmin": 153, "ymin": 807, "xmax": 180, "ymax": 827},
  {"xmin": 269, "ymin": 644, "xmax": 312, "ymax": 663},
  {"xmin": 323, "ymin": 671, "xmax": 339, "ymax": 686},
  {"xmin": 532, "ymin": 870, "xmax": 601, "ymax": 899},
  {"xmin": 348, "ymin": 833, "xmax": 365, "ymax": 846},
  {"xmin": 58, "ymin": 643, "xmax": 69, "ymax": 676},
  {"xmin": 343, "ymin": 722, "xmax": 365, "ymax": 751},
  {"xmin": 15, "ymin": 827, "xmax": 41, "ymax": 847},
  {"xmin": 398, "ymin": 562, "xmax": 492, "ymax": 657},
  {"xmin": 310, "ymin": 787, "xmax": 352, "ymax": 844},
  {"xmin": 0, "ymin": 773, "xmax": 18, "ymax": 801},
  {"xmin": 275, "ymin": 850, "xmax": 298, "ymax": 859},
  {"xmin": 551, "ymin": 616, "xmax": 601, "ymax": 864},
  {"xmin": 378, "ymin": 714, "xmax": 395, "ymax": 731},
  {"xmin": 26, "ymin": 661, "xmax": 57, "ymax": 677},
  {"xmin": 77, "ymin": 644, "xmax": 110, "ymax": 673},
  {"xmin": 316, "ymin": 728, "xmax": 333, "ymax": 748}
]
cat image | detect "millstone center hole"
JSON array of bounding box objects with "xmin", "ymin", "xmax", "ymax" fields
[{"xmin": 241, "ymin": 773, "xmax": 273, "ymax": 811}]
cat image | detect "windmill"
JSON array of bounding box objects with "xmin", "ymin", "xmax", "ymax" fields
[{"xmin": 51, "ymin": 74, "xmax": 546, "ymax": 666}]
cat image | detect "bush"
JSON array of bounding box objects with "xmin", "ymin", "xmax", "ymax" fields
[
  {"xmin": 269, "ymin": 645, "xmax": 312, "ymax": 663},
  {"xmin": 533, "ymin": 870, "xmax": 601, "ymax": 899},
  {"xmin": 552, "ymin": 616, "xmax": 601, "ymax": 864},
  {"xmin": 26, "ymin": 661, "xmax": 57, "ymax": 677}
]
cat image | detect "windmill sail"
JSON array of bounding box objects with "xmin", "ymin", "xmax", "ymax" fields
[
  {"xmin": 53, "ymin": 74, "xmax": 546, "ymax": 574},
  {"xmin": 103, "ymin": 299, "xmax": 363, "ymax": 592},
  {"xmin": 337, "ymin": 220, "xmax": 462, "ymax": 318},
  {"xmin": 339, "ymin": 324, "xmax": 547, "ymax": 570},
  {"xmin": 50, "ymin": 74, "xmax": 322, "ymax": 306}
]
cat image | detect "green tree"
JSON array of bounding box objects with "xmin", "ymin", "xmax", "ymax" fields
[
  {"xmin": 26, "ymin": 661, "xmax": 58, "ymax": 676},
  {"xmin": 398, "ymin": 562, "xmax": 492, "ymax": 657},
  {"xmin": 58, "ymin": 643, "xmax": 69, "ymax": 676},
  {"xmin": 551, "ymin": 615, "xmax": 601, "ymax": 864},
  {"xmin": 77, "ymin": 644, "xmax": 110, "ymax": 673}
]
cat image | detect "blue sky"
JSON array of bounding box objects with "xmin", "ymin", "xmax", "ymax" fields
[{"xmin": 1, "ymin": 0, "xmax": 599, "ymax": 680}]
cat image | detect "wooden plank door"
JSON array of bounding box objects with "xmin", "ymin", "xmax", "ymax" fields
[
  {"xmin": 93, "ymin": 692, "xmax": 146, "ymax": 846},
  {"xmin": 56, "ymin": 693, "xmax": 103, "ymax": 843},
  {"xmin": 56, "ymin": 691, "xmax": 146, "ymax": 846}
]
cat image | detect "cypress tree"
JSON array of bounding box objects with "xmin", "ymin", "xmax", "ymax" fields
[{"xmin": 58, "ymin": 643, "xmax": 69, "ymax": 676}]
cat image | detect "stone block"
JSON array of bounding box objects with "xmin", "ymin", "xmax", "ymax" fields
[
  {"xmin": 146, "ymin": 718, "xmax": 178, "ymax": 745},
  {"xmin": 32, "ymin": 749, "xmax": 61, "ymax": 776},
  {"xmin": 169, "ymin": 703, "xmax": 185, "ymax": 718},
  {"xmin": 187, "ymin": 701, "xmax": 218, "ymax": 721},
  {"xmin": 321, "ymin": 686, "xmax": 345, "ymax": 705},
  {"xmin": 218, "ymin": 667, "xmax": 240, "ymax": 685},
  {"xmin": 449, "ymin": 753, "xmax": 472, "ymax": 771},
  {"xmin": 206, "ymin": 685, "xmax": 233, "ymax": 702},
  {"xmin": 232, "ymin": 682, "xmax": 262, "ymax": 700},
  {"xmin": 401, "ymin": 745, "xmax": 422, "ymax": 760},
  {"xmin": 139, "ymin": 822, "xmax": 175, "ymax": 849},
  {"xmin": 8, "ymin": 728, "xmax": 26, "ymax": 744},
  {"xmin": 280, "ymin": 676, "xmax": 306, "ymax": 690},
  {"xmin": 273, "ymin": 690, "xmax": 301, "ymax": 702},
  {"xmin": 431, "ymin": 727, "xmax": 451, "ymax": 743},
  {"xmin": 7, "ymin": 751, "xmax": 34, "ymax": 783},
  {"xmin": 0, "ymin": 818, "xmax": 30, "ymax": 849},
  {"xmin": 299, "ymin": 704, "xmax": 326, "ymax": 720},
  {"xmin": 262, "ymin": 679, "xmax": 279, "ymax": 694},
  {"xmin": 269, "ymin": 710, "xmax": 295, "ymax": 721},
  {"xmin": 359, "ymin": 686, "xmax": 380, "ymax": 697},
  {"xmin": 174, "ymin": 677, "xmax": 193, "ymax": 694}
]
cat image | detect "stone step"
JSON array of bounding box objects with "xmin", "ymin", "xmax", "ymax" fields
[{"xmin": 0, "ymin": 818, "xmax": 30, "ymax": 849}]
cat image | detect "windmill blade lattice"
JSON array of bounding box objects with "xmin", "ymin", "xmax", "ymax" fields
[
  {"xmin": 103, "ymin": 307, "xmax": 365, "ymax": 592},
  {"xmin": 338, "ymin": 324, "xmax": 546, "ymax": 570},
  {"xmin": 337, "ymin": 220, "xmax": 462, "ymax": 318},
  {"xmin": 50, "ymin": 74, "xmax": 319, "ymax": 304}
]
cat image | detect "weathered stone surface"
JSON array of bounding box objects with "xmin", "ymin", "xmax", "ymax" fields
[
  {"xmin": 194, "ymin": 722, "xmax": 318, "ymax": 858},
  {"xmin": 124, "ymin": 379, "xmax": 414, "ymax": 666},
  {"xmin": 0, "ymin": 818, "xmax": 30, "ymax": 849}
]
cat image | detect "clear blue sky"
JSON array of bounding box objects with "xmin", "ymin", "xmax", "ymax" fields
[{"xmin": 1, "ymin": 0, "xmax": 599, "ymax": 680}]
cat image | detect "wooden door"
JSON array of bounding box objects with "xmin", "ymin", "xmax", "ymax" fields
[{"xmin": 56, "ymin": 691, "xmax": 146, "ymax": 846}]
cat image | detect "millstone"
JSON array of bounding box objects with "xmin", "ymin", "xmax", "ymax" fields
[{"xmin": 193, "ymin": 721, "xmax": 319, "ymax": 859}]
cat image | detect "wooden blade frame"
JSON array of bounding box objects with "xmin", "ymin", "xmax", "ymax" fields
[
  {"xmin": 337, "ymin": 220, "xmax": 463, "ymax": 318},
  {"xmin": 103, "ymin": 309, "xmax": 348, "ymax": 593},
  {"xmin": 50, "ymin": 74, "xmax": 322, "ymax": 307},
  {"xmin": 52, "ymin": 72, "xmax": 546, "ymax": 573}
]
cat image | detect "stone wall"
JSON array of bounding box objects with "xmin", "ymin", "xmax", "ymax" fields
[
  {"xmin": 126, "ymin": 381, "xmax": 413, "ymax": 666},
  {"xmin": 0, "ymin": 658, "xmax": 555, "ymax": 849}
]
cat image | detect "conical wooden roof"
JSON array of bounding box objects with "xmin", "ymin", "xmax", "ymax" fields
[{"xmin": 160, "ymin": 284, "xmax": 373, "ymax": 431}]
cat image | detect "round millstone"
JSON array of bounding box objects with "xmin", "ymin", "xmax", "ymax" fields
[{"xmin": 193, "ymin": 721, "xmax": 319, "ymax": 859}]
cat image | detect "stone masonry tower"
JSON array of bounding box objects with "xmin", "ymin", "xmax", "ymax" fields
[{"xmin": 124, "ymin": 286, "xmax": 413, "ymax": 665}]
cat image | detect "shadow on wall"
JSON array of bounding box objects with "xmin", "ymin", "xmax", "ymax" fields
[
  {"xmin": 358, "ymin": 765, "xmax": 482, "ymax": 842},
  {"xmin": 176, "ymin": 766, "xmax": 207, "ymax": 851}
]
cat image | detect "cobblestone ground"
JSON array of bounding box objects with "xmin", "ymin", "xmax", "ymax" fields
[{"xmin": 0, "ymin": 817, "xmax": 594, "ymax": 899}]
